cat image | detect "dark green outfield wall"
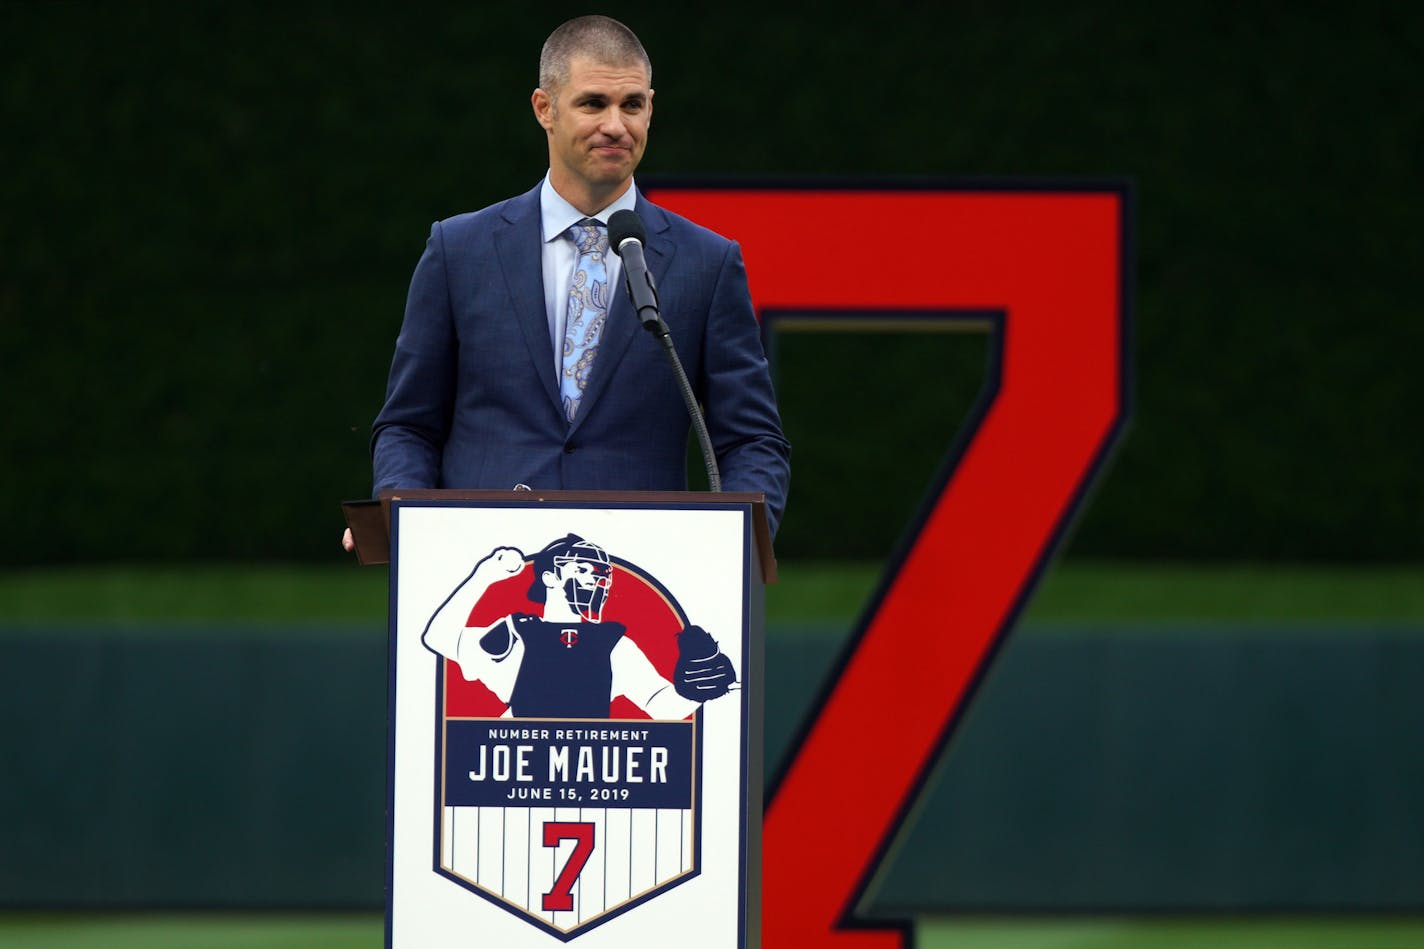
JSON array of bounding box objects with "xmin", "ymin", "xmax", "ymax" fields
[
  {"xmin": 3, "ymin": 4, "xmax": 1421, "ymax": 564},
  {"xmin": 4, "ymin": 624, "xmax": 1422, "ymax": 911}
]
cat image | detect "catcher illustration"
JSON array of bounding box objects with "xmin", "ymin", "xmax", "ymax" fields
[{"xmin": 421, "ymin": 533, "xmax": 737, "ymax": 719}]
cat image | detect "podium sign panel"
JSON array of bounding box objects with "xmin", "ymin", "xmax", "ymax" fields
[{"xmin": 388, "ymin": 496, "xmax": 762, "ymax": 947}]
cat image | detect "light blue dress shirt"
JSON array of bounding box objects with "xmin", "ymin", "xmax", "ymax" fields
[{"xmin": 539, "ymin": 174, "xmax": 639, "ymax": 385}]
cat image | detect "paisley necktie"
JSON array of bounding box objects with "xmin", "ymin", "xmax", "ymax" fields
[{"xmin": 560, "ymin": 219, "xmax": 609, "ymax": 422}]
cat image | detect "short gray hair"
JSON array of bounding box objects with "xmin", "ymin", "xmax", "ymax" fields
[{"xmin": 538, "ymin": 15, "xmax": 651, "ymax": 94}]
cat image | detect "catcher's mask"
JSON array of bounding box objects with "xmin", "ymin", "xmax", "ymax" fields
[{"xmin": 530, "ymin": 534, "xmax": 613, "ymax": 623}]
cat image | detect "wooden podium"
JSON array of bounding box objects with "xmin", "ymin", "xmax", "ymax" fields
[{"xmin": 345, "ymin": 490, "xmax": 770, "ymax": 948}]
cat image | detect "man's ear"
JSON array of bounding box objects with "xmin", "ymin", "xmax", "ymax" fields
[
  {"xmin": 531, "ymin": 87, "xmax": 554, "ymax": 132},
  {"xmin": 541, "ymin": 568, "xmax": 560, "ymax": 589}
]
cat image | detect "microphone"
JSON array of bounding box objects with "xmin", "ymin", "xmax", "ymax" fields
[
  {"xmin": 608, "ymin": 209, "xmax": 663, "ymax": 332},
  {"xmin": 606, "ymin": 208, "xmax": 721, "ymax": 492}
]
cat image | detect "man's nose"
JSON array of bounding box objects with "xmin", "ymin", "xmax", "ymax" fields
[{"xmin": 598, "ymin": 108, "xmax": 628, "ymax": 138}]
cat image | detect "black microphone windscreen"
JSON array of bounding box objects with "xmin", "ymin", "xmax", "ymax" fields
[{"xmin": 608, "ymin": 209, "xmax": 646, "ymax": 257}]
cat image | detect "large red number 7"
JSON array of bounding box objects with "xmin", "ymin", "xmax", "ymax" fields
[
  {"xmin": 649, "ymin": 183, "xmax": 1131, "ymax": 948},
  {"xmin": 541, "ymin": 821, "xmax": 596, "ymax": 913}
]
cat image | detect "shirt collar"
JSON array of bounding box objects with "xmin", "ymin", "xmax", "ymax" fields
[{"xmin": 539, "ymin": 173, "xmax": 639, "ymax": 243}]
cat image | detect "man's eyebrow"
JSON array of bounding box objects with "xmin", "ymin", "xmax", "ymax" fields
[{"xmin": 571, "ymin": 90, "xmax": 646, "ymax": 108}]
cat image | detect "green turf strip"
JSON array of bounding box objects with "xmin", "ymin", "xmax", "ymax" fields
[
  {"xmin": 5, "ymin": 914, "xmax": 1424, "ymax": 948},
  {"xmin": 0, "ymin": 914, "xmax": 380, "ymax": 949},
  {"xmin": 0, "ymin": 561, "xmax": 1421, "ymax": 624},
  {"xmin": 1026, "ymin": 562, "xmax": 1424, "ymax": 624},
  {"xmin": 921, "ymin": 915, "xmax": 1424, "ymax": 948}
]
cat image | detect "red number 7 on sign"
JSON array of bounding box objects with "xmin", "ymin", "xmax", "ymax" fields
[{"xmin": 541, "ymin": 821, "xmax": 596, "ymax": 913}]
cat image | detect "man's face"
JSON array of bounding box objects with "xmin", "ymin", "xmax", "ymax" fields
[
  {"xmin": 533, "ymin": 55, "xmax": 653, "ymax": 204},
  {"xmin": 544, "ymin": 557, "xmax": 612, "ymax": 621}
]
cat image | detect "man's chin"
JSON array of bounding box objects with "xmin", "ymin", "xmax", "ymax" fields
[
  {"xmin": 586, "ymin": 154, "xmax": 637, "ymax": 178},
  {"xmin": 590, "ymin": 166, "xmax": 633, "ymax": 184}
]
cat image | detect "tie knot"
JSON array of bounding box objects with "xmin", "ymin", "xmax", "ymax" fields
[{"xmin": 569, "ymin": 219, "xmax": 608, "ymax": 257}]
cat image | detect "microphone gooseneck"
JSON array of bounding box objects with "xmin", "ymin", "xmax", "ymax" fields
[{"xmin": 607, "ymin": 209, "xmax": 721, "ymax": 492}]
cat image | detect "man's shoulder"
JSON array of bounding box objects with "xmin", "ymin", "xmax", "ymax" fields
[{"xmin": 431, "ymin": 185, "xmax": 541, "ymax": 239}]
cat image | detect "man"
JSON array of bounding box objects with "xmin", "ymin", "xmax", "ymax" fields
[
  {"xmin": 421, "ymin": 535, "xmax": 737, "ymax": 720},
  {"xmin": 344, "ymin": 15, "xmax": 789, "ymax": 553}
]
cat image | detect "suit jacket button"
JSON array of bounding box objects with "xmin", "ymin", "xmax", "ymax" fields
[{"xmin": 563, "ymin": 442, "xmax": 575, "ymax": 454}]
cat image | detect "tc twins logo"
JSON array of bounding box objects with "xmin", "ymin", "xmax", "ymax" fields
[{"xmin": 421, "ymin": 533, "xmax": 738, "ymax": 940}]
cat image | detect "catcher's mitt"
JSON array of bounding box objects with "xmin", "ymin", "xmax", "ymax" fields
[{"xmin": 673, "ymin": 625, "xmax": 737, "ymax": 702}]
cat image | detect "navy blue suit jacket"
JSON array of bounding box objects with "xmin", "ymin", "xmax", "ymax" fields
[{"xmin": 371, "ymin": 184, "xmax": 791, "ymax": 534}]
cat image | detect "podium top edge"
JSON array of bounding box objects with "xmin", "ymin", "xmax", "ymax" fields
[
  {"xmin": 344, "ymin": 490, "xmax": 776, "ymax": 582},
  {"xmin": 381, "ymin": 489, "xmax": 764, "ymax": 505}
]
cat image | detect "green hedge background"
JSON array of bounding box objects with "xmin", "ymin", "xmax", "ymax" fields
[{"xmin": 4, "ymin": 3, "xmax": 1419, "ymax": 564}]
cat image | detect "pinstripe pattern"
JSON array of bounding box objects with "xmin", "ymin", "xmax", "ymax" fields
[{"xmin": 441, "ymin": 801, "xmax": 694, "ymax": 930}]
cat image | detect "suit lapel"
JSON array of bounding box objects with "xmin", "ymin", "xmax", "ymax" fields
[
  {"xmin": 570, "ymin": 198, "xmax": 676, "ymax": 432},
  {"xmin": 494, "ymin": 186, "xmax": 563, "ymax": 416}
]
